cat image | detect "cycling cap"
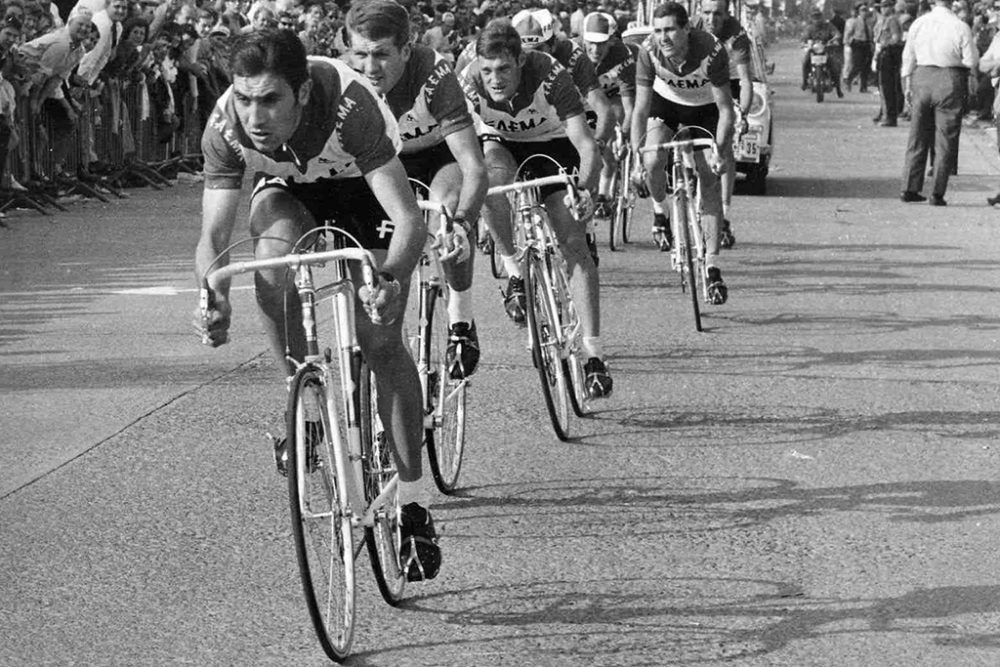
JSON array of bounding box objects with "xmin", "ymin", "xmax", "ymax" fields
[
  {"xmin": 582, "ymin": 12, "xmax": 617, "ymax": 42},
  {"xmin": 512, "ymin": 8, "xmax": 555, "ymax": 49}
]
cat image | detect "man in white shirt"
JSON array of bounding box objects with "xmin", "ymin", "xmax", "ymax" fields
[{"xmin": 899, "ymin": 0, "xmax": 978, "ymax": 205}]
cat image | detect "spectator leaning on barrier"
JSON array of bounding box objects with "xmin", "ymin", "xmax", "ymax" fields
[
  {"xmin": 0, "ymin": 15, "xmax": 22, "ymax": 190},
  {"xmin": 18, "ymin": 10, "xmax": 92, "ymax": 178}
]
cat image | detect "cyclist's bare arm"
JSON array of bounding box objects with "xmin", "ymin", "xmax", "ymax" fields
[
  {"xmin": 629, "ymin": 83, "xmax": 653, "ymax": 155},
  {"xmin": 586, "ymin": 87, "xmax": 615, "ymax": 144},
  {"xmin": 711, "ymin": 83, "xmax": 735, "ymax": 151},
  {"xmin": 365, "ymin": 156, "xmax": 428, "ymax": 282},
  {"xmin": 565, "ymin": 113, "xmax": 601, "ymax": 192},
  {"xmin": 443, "ymin": 124, "xmax": 489, "ymax": 223},
  {"xmin": 621, "ymin": 92, "xmax": 635, "ymax": 141},
  {"xmin": 195, "ymin": 187, "xmax": 242, "ymax": 297},
  {"xmin": 735, "ymin": 62, "xmax": 753, "ymax": 116},
  {"xmin": 194, "ymin": 186, "xmax": 242, "ymax": 346}
]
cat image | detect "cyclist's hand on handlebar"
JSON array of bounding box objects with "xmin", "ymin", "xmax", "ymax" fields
[
  {"xmin": 194, "ymin": 293, "xmax": 231, "ymax": 347},
  {"xmin": 736, "ymin": 117, "xmax": 749, "ymax": 139},
  {"xmin": 434, "ymin": 217, "xmax": 472, "ymax": 264},
  {"xmin": 630, "ymin": 165, "xmax": 650, "ymax": 198},
  {"xmin": 565, "ymin": 188, "xmax": 594, "ymax": 221},
  {"xmin": 359, "ymin": 272, "xmax": 403, "ymax": 326}
]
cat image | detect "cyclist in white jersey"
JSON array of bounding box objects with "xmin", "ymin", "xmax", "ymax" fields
[
  {"xmin": 631, "ymin": 1, "xmax": 734, "ymax": 305},
  {"xmin": 459, "ymin": 18, "xmax": 613, "ymax": 398},
  {"xmin": 345, "ymin": 0, "xmax": 488, "ymax": 380},
  {"xmin": 194, "ymin": 30, "xmax": 441, "ymax": 581}
]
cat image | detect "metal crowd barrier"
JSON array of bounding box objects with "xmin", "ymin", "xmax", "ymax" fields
[{"xmin": 0, "ymin": 72, "xmax": 207, "ymax": 220}]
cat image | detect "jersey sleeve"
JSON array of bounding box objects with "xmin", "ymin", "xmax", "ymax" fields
[
  {"xmin": 426, "ymin": 59, "xmax": 474, "ymax": 138},
  {"xmin": 201, "ymin": 98, "xmax": 246, "ymax": 190},
  {"xmin": 635, "ymin": 44, "xmax": 655, "ymax": 88},
  {"xmin": 547, "ymin": 63, "xmax": 586, "ymax": 120},
  {"xmin": 729, "ymin": 32, "xmax": 751, "ymax": 67},
  {"xmin": 570, "ymin": 45, "xmax": 600, "ymax": 95},
  {"xmin": 706, "ymin": 39, "xmax": 731, "ymax": 88},
  {"xmin": 618, "ymin": 44, "xmax": 637, "ymax": 97},
  {"xmin": 338, "ymin": 80, "xmax": 401, "ymax": 175}
]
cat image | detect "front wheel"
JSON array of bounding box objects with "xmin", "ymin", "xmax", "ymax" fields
[
  {"xmin": 287, "ymin": 366, "xmax": 356, "ymax": 662},
  {"xmin": 673, "ymin": 191, "xmax": 702, "ymax": 332},
  {"xmin": 525, "ymin": 253, "xmax": 572, "ymax": 440},
  {"xmin": 423, "ymin": 284, "xmax": 468, "ymax": 494},
  {"xmin": 359, "ymin": 364, "xmax": 406, "ymax": 606}
]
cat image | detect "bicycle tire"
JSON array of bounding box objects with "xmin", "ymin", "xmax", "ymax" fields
[
  {"xmin": 608, "ymin": 159, "xmax": 620, "ymax": 253},
  {"xmin": 673, "ymin": 188, "xmax": 703, "ymax": 332},
  {"xmin": 525, "ymin": 252, "xmax": 572, "ymax": 440},
  {"xmin": 286, "ymin": 366, "xmax": 356, "ymax": 662},
  {"xmin": 688, "ymin": 196, "xmax": 709, "ymax": 314},
  {"xmin": 550, "ymin": 257, "xmax": 589, "ymax": 417},
  {"xmin": 423, "ymin": 284, "xmax": 468, "ymax": 494},
  {"xmin": 619, "ymin": 148, "xmax": 633, "ymax": 244},
  {"xmin": 489, "ymin": 235, "xmax": 504, "ymax": 278},
  {"xmin": 359, "ymin": 363, "xmax": 407, "ymax": 606}
]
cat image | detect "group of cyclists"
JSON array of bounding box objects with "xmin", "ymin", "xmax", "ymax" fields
[{"xmin": 193, "ymin": 0, "xmax": 759, "ymax": 585}]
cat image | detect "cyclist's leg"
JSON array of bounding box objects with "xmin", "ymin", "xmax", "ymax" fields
[
  {"xmin": 480, "ymin": 139, "xmax": 525, "ymax": 324},
  {"xmin": 694, "ymin": 150, "xmax": 728, "ymax": 304},
  {"xmin": 429, "ymin": 160, "xmax": 481, "ymax": 378},
  {"xmin": 642, "ymin": 118, "xmax": 674, "ymax": 243},
  {"xmin": 481, "ymin": 138, "xmax": 518, "ymax": 259},
  {"xmin": 247, "ymin": 178, "xmax": 311, "ymax": 375}
]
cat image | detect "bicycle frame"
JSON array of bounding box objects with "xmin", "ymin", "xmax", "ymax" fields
[
  {"xmin": 488, "ymin": 174, "xmax": 582, "ymax": 362},
  {"xmin": 204, "ymin": 245, "xmax": 396, "ymax": 529}
]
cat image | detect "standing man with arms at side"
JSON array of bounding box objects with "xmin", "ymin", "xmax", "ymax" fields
[
  {"xmin": 873, "ymin": 0, "xmax": 904, "ymax": 125},
  {"xmin": 844, "ymin": 2, "xmax": 874, "ymax": 92},
  {"xmin": 194, "ymin": 30, "xmax": 443, "ymax": 582},
  {"xmin": 900, "ymin": 0, "xmax": 978, "ymax": 205}
]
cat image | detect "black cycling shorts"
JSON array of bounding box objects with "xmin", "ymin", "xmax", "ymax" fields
[
  {"xmin": 483, "ymin": 136, "xmax": 580, "ymax": 199},
  {"xmin": 399, "ymin": 140, "xmax": 458, "ymax": 189},
  {"xmin": 250, "ymin": 174, "xmax": 395, "ymax": 250},
  {"xmin": 649, "ymin": 92, "xmax": 720, "ymax": 136}
]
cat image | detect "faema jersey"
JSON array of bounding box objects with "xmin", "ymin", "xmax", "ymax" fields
[
  {"xmin": 591, "ymin": 38, "xmax": 636, "ymax": 99},
  {"xmin": 385, "ymin": 44, "xmax": 474, "ymax": 154},
  {"xmin": 201, "ymin": 56, "xmax": 400, "ymax": 189},
  {"xmin": 459, "ymin": 50, "xmax": 585, "ymax": 142},
  {"xmin": 456, "ymin": 36, "xmax": 598, "ymax": 98},
  {"xmin": 635, "ymin": 28, "xmax": 730, "ymax": 107}
]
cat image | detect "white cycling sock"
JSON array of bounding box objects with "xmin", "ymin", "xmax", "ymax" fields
[
  {"xmin": 448, "ymin": 287, "xmax": 474, "ymax": 325},
  {"xmin": 706, "ymin": 253, "xmax": 720, "ymax": 270},
  {"xmin": 652, "ymin": 198, "xmax": 666, "ymax": 214},
  {"xmin": 398, "ymin": 478, "xmax": 430, "ymax": 507},
  {"xmin": 502, "ymin": 254, "xmax": 522, "ymax": 278},
  {"xmin": 582, "ymin": 336, "xmax": 603, "ymax": 359}
]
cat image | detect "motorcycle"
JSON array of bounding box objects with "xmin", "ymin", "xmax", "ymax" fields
[{"xmin": 805, "ymin": 39, "xmax": 835, "ymax": 103}]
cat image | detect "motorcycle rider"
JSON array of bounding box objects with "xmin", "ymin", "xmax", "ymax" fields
[{"xmin": 801, "ymin": 8, "xmax": 844, "ymax": 98}]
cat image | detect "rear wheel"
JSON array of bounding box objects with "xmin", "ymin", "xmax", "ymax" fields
[
  {"xmin": 359, "ymin": 364, "xmax": 406, "ymax": 606},
  {"xmin": 423, "ymin": 284, "xmax": 467, "ymax": 494},
  {"xmin": 287, "ymin": 366, "xmax": 355, "ymax": 662},
  {"xmin": 525, "ymin": 253, "xmax": 572, "ymax": 440}
]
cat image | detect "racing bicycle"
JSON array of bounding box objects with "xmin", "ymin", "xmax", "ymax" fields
[
  {"xmin": 640, "ymin": 128, "xmax": 721, "ymax": 333},
  {"xmin": 408, "ymin": 184, "xmax": 469, "ymax": 494},
  {"xmin": 487, "ymin": 163, "xmax": 590, "ymax": 441},
  {"xmin": 607, "ymin": 124, "xmax": 636, "ymax": 252},
  {"xmin": 200, "ymin": 230, "xmax": 406, "ymax": 662}
]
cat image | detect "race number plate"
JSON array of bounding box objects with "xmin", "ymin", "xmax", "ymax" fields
[
  {"xmin": 811, "ymin": 54, "xmax": 828, "ymax": 65},
  {"xmin": 735, "ymin": 129, "xmax": 761, "ymax": 162}
]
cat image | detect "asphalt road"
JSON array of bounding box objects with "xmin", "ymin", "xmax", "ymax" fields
[{"xmin": 3, "ymin": 43, "xmax": 1000, "ymax": 666}]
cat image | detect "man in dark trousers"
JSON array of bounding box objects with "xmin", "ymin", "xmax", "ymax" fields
[
  {"xmin": 873, "ymin": 0, "xmax": 903, "ymax": 125},
  {"xmin": 900, "ymin": 0, "xmax": 978, "ymax": 205}
]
